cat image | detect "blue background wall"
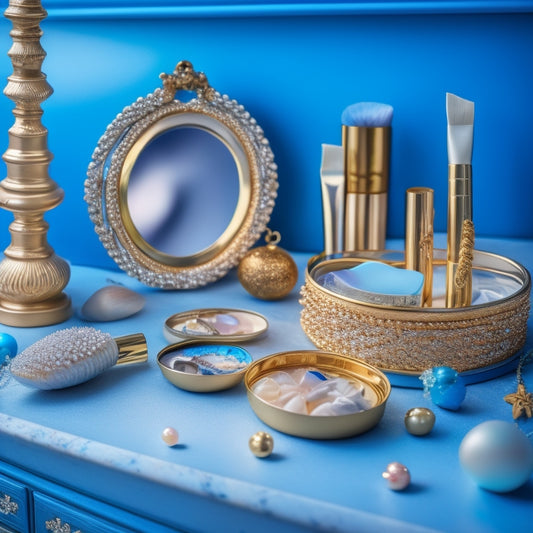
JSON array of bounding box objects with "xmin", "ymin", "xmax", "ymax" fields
[{"xmin": 0, "ymin": 2, "xmax": 532, "ymax": 271}]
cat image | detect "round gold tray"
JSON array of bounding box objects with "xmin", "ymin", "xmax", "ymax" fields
[
  {"xmin": 300, "ymin": 249, "xmax": 531, "ymax": 374},
  {"xmin": 245, "ymin": 350, "xmax": 390, "ymax": 439}
]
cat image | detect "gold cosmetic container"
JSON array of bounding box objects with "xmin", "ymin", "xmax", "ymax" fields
[
  {"xmin": 343, "ymin": 126, "xmax": 391, "ymax": 251},
  {"xmin": 446, "ymin": 165, "xmax": 473, "ymax": 308},
  {"xmin": 245, "ymin": 350, "xmax": 390, "ymax": 439},
  {"xmin": 405, "ymin": 187, "xmax": 434, "ymax": 307},
  {"xmin": 300, "ymin": 249, "xmax": 530, "ymax": 374}
]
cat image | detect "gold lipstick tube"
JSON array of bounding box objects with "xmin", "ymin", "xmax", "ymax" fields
[
  {"xmin": 343, "ymin": 126, "xmax": 390, "ymax": 251},
  {"xmin": 405, "ymin": 187, "xmax": 434, "ymax": 307},
  {"xmin": 446, "ymin": 164, "xmax": 473, "ymax": 308}
]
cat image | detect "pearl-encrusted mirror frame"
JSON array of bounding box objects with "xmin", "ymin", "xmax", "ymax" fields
[{"xmin": 85, "ymin": 61, "xmax": 278, "ymax": 289}]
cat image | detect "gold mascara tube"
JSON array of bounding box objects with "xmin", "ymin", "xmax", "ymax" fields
[
  {"xmin": 342, "ymin": 127, "xmax": 391, "ymax": 250},
  {"xmin": 405, "ymin": 187, "xmax": 434, "ymax": 307},
  {"xmin": 445, "ymin": 93, "xmax": 474, "ymax": 308}
]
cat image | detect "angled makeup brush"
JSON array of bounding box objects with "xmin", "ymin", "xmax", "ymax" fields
[
  {"xmin": 445, "ymin": 93, "xmax": 475, "ymax": 308},
  {"xmin": 341, "ymin": 102, "xmax": 393, "ymax": 251}
]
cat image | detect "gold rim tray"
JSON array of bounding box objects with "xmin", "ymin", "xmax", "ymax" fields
[
  {"xmin": 245, "ymin": 350, "xmax": 390, "ymax": 439},
  {"xmin": 300, "ymin": 249, "xmax": 531, "ymax": 374}
]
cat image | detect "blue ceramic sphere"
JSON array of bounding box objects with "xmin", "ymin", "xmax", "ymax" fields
[
  {"xmin": 459, "ymin": 420, "xmax": 533, "ymax": 493},
  {"xmin": 0, "ymin": 333, "xmax": 17, "ymax": 364},
  {"xmin": 428, "ymin": 366, "xmax": 466, "ymax": 410}
]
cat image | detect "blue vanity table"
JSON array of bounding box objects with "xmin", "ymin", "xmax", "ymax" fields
[
  {"xmin": 0, "ymin": 235, "xmax": 532, "ymax": 533},
  {"xmin": 0, "ymin": 1, "xmax": 532, "ymax": 531}
]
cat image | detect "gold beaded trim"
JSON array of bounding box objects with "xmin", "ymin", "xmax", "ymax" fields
[{"xmin": 299, "ymin": 260, "xmax": 530, "ymax": 373}]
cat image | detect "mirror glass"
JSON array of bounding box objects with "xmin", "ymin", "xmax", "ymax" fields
[
  {"xmin": 85, "ymin": 61, "xmax": 277, "ymax": 289},
  {"xmin": 126, "ymin": 127, "xmax": 239, "ymax": 258}
]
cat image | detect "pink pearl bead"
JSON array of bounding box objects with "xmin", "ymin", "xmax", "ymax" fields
[
  {"xmin": 161, "ymin": 426, "xmax": 179, "ymax": 446},
  {"xmin": 382, "ymin": 462, "xmax": 411, "ymax": 491}
]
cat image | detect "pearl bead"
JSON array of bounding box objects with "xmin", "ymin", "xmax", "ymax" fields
[
  {"xmin": 161, "ymin": 427, "xmax": 179, "ymax": 446},
  {"xmin": 459, "ymin": 420, "xmax": 533, "ymax": 493},
  {"xmin": 0, "ymin": 333, "xmax": 17, "ymax": 364},
  {"xmin": 404, "ymin": 407, "xmax": 436, "ymax": 436},
  {"xmin": 249, "ymin": 431, "xmax": 274, "ymax": 458},
  {"xmin": 382, "ymin": 462, "xmax": 411, "ymax": 491}
]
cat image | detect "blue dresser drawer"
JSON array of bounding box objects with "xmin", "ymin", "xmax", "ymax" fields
[
  {"xmin": 0, "ymin": 473, "xmax": 29, "ymax": 533},
  {"xmin": 33, "ymin": 492, "xmax": 131, "ymax": 533}
]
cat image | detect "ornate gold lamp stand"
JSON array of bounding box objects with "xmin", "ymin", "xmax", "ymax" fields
[{"xmin": 0, "ymin": 0, "xmax": 71, "ymax": 326}]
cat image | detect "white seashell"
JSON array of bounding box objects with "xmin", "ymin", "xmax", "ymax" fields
[
  {"xmin": 298, "ymin": 370, "xmax": 325, "ymax": 389},
  {"xmin": 253, "ymin": 377, "xmax": 281, "ymax": 403},
  {"xmin": 270, "ymin": 371, "xmax": 298, "ymax": 387},
  {"xmin": 10, "ymin": 327, "xmax": 119, "ymax": 390},
  {"xmin": 282, "ymin": 393, "xmax": 307, "ymax": 414},
  {"xmin": 305, "ymin": 380, "xmax": 338, "ymax": 403},
  {"xmin": 329, "ymin": 395, "xmax": 369, "ymax": 415},
  {"xmin": 80, "ymin": 285, "xmax": 145, "ymax": 322},
  {"xmin": 334, "ymin": 377, "xmax": 365, "ymax": 398},
  {"xmin": 310, "ymin": 402, "xmax": 336, "ymax": 416}
]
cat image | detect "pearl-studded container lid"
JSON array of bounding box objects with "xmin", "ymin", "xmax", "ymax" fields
[{"xmin": 245, "ymin": 350, "xmax": 390, "ymax": 439}]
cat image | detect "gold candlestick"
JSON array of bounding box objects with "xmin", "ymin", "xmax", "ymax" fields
[{"xmin": 0, "ymin": 0, "xmax": 71, "ymax": 327}]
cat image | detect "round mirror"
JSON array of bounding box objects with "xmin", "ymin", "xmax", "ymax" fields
[{"xmin": 85, "ymin": 61, "xmax": 277, "ymax": 288}]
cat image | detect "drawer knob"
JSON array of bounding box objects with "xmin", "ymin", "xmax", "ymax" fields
[
  {"xmin": 45, "ymin": 517, "xmax": 82, "ymax": 533},
  {"xmin": 0, "ymin": 493, "xmax": 18, "ymax": 516}
]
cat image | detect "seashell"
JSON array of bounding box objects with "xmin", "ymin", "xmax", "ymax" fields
[
  {"xmin": 252, "ymin": 377, "xmax": 281, "ymax": 403},
  {"xmin": 80, "ymin": 285, "xmax": 145, "ymax": 322},
  {"xmin": 10, "ymin": 327, "xmax": 147, "ymax": 390},
  {"xmin": 251, "ymin": 368, "xmax": 372, "ymax": 416}
]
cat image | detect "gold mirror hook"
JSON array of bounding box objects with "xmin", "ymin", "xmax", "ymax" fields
[
  {"xmin": 159, "ymin": 60, "xmax": 215, "ymax": 102},
  {"xmin": 264, "ymin": 228, "xmax": 281, "ymax": 246}
]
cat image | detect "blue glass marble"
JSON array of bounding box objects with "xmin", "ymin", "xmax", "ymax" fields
[
  {"xmin": 420, "ymin": 366, "xmax": 466, "ymax": 411},
  {"xmin": 0, "ymin": 333, "xmax": 17, "ymax": 364}
]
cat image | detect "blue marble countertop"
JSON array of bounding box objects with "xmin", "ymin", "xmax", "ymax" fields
[{"xmin": 0, "ymin": 235, "xmax": 532, "ymax": 532}]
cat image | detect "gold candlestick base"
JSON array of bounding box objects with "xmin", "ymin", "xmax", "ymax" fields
[{"xmin": 0, "ymin": 0, "xmax": 71, "ymax": 327}]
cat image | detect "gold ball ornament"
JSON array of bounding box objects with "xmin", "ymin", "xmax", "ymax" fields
[
  {"xmin": 238, "ymin": 230, "xmax": 298, "ymax": 300},
  {"xmin": 249, "ymin": 430, "xmax": 274, "ymax": 458}
]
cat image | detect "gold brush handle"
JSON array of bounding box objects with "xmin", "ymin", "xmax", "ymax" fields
[
  {"xmin": 446, "ymin": 164, "xmax": 473, "ymax": 308},
  {"xmin": 115, "ymin": 333, "xmax": 148, "ymax": 365}
]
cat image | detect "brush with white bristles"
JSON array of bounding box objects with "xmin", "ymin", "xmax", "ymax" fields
[
  {"xmin": 445, "ymin": 92, "xmax": 475, "ymax": 308},
  {"xmin": 10, "ymin": 327, "xmax": 148, "ymax": 390},
  {"xmin": 341, "ymin": 101, "xmax": 393, "ymax": 251}
]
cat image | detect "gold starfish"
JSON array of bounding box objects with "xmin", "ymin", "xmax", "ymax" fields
[{"xmin": 504, "ymin": 383, "xmax": 533, "ymax": 419}]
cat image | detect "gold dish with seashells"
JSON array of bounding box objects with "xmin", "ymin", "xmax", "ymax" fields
[{"xmin": 245, "ymin": 350, "xmax": 390, "ymax": 439}]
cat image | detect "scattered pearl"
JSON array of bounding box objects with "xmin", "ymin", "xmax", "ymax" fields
[
  {"xmin": 249, "ymin": 431, "xmax": 274, "ymax": 458},
  {"xmin": 382, "ymin": 462, "xmax": 411, "ymax": 491},
  {"xmin": 459, "ymin": 420, "xmax": 533, "ymax": 493},
  {"xmin": 404, "ymin": 407, "xmax": 436, "ymax": 436},
  {"xmin": 161, "ymin": 427, "xmax": 179, "ymax": 447}
]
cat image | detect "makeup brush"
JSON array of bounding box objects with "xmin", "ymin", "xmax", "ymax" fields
[
  {"xmin": 341, "ymin": 102, "xmax": 393, "ymax": 251},
  {"xmin": 10, "ymin": 327, "xmax": 147, "ymax": 390},
  {"xmin": 445, "ymin": 93, "xmax": 475, "ymax": 308}
]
